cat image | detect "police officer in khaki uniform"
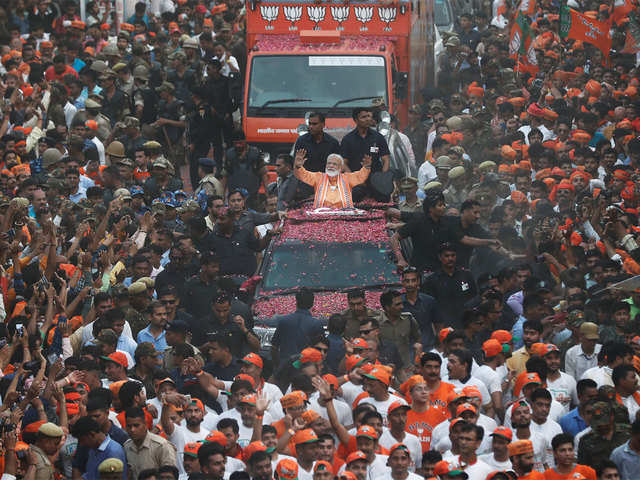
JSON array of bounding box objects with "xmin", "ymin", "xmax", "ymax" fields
[
  {"xmin": 85, "ymin": 98, "xmax": 112, "ymax": 143},
  {"xmin": 195, "ymin": 157, "xmax": 224, "ymax": 197},
  {"xmin": 31, "ymin": 422, "xmax": 64, "ymax": 480},
  {"xmin": 398, "ymin": 177, "xmax": 422, "ymax": 213},
  {"xmin": 98, "ymin": 458, "xmax": 125, "ymax": 480},
  {"xmin": 443, "ymin": 166, "xmax": 468, "ymax": 211}
]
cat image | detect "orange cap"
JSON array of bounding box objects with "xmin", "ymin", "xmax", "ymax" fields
[
  {"xmin": 439, "ymin": 327, "xmax": 454, "ymax": 343},
  {"xmin": 234, "ymin": 373, "xmax": 256, "ymax": 389},
  {"xmin": 508, "ymin": 439, "xmax": 534, "ymax": 456},
  {"xmin": 388, "ymin": 399, "xmax": 410, "ymax": 415},
  {"xmin": 280, "ymin": 390, "xmax": 308, "ymax": 409},
  {"xmin": 362, "ymin": 367, "xmax": 391, "ymax": 386},
  {"xmin": 301, "ymin": 409, "xmax": 320, "ymax": 425},
  {"xmin": 345, "ymin": 354, "xmax": 366, "ymax": 371},
  {"xmin": 293, "ymin": 428, "xmax": 319, "ymax": 445},
  {"xmin": 322, "ymin": 374, "xmax": 339, "ymax": 390},
  {"xmin": 102, "ymin": 351, "xmax": 128, "ymax": 368},
  {"xmin": 242, "ymin": 352, "xmax": 263, "ymax": 369},
  {"xmin": 401, "ymin": 375, "xmax": 426, "ymax": 396},
  {"xmin": 461, "ymin": 385, "xmax": 482, "ymax": 401},
  {"xmin": 456, "ymin": 402, "xmax": 477, "ymax": 416},
  {"xmin": 351, "ymin": 338, "xmax": 370, "ymax": 350},
  {"xmin": 510, "ymin": 190, "xmax": 528, "ymax": 205},
  {"xmin": 356, "ymin": 425, "xmax": 378, "ymax": 440},
  {"xmin": 183, "ymin": 442, "xmax": 202, "ymax": 457},
  {"xmin": 346, "ymin": 450, "xmax": 368, "ymax": 464},
  {"xmin": 299, "ymin": 347, "xmax": 323, "ymax": 363},
  {"xmin": 314, "ymin": 461, "xmax": 333, "ymax": 473},
  {"xmin": 238, "ymin": 394, "xmax": 257, "ymax": 406},
  {"xmin": 108, "ymin": 380, "xmax": 127, "ymax": 397},
  {"xmin": 204, "ymin": 430, "xmax": 227, "ymax": 447},
  {"xmin": 530, "ymin": 342, "xmax": 548, "ymax": 356},
  {"xmin": 242, "ymin": 441, "xmax": 269, "ymax": 462},
  {"xmin": 513, "ymin": 372, "xmax": 542, "ymax": 397},
  {"xmin": 482, "ymin": 338, "xmax": 503, "ymax": 357},
  {"xmin": 491, "ymin": 426, "xmax": 513, "ymax": 441},
  {"xmin": 276, "ymin": 459, "xmax": 298, "ymax": 480},
  {"xmin": 85, "ymin": 119, "xmax": 98, "ymax": 130}
]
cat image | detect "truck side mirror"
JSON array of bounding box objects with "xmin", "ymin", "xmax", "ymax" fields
[{"xmin": 396, "ymin": 72, "xmax": 409, "ymax": 100}]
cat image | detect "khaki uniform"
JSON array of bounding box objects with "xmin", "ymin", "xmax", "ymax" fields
[
  {"xmin": 90, "ymin": 113, "xmax": 112, "ymax": 143},
  {"xmin": 399, "ymin": 198, "xmax": 423, "ymax": 213},
  {"xmin": 195, "ymin": 174, "xmax": 224, "ymax": 197},
  {"xmin": 31, "ymin": 445, "xmax": 55, "ymax": 480},
  {"xmin": 124, "ymin": 432, "xmax": 177, "ymax": 480},
  {"xmin": 341, "ymin": 308, "xmax": 383, "ymax": 339},
  {"xmin": 378, "ymin": 311, "xmax": 421, "ymax": 368},
  {"xmin": 123, "ymin": 306, "xmax": 148, "ymax": 338},
  {"xmin": 443, "ymin": 185, "xmax": 468, "ymax": 211}
]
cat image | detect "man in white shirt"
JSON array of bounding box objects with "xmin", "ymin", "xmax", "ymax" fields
[
  {"xmin": 339, "ymin": 427, "xmax": 390, "ymax": 480},
  {"xmin": 378, "ymin": 401, "xmax": 422, "ymax": 472},
  {"xmin": 474, "ymin": 339, "xmax": 507, "ymax": 418},
  {"xmin": 544, "ymin": 344, "xmax": 577, "ymax": 415},
  {"xmin": 613, "ymin": 364, "xmax": 640, "ymax": 423},
  {"xmin": 478, "ymin": 426, "xmax": 513, "ymax": 471},
  {"xmin": 160, "ymin": 394, "xmax": 209, "ymax": 475},
  {"xmin": 291, "ymin": 429, "xmax": 319, "ymax": 480},
  {"xmin": 564, "ymin": 322, "xmax": 601, "ymax": 380},
  {"xmin": 377, "ymin": 443, "xmax": 423, "ymax": 480},
  {"xmin": 529, "ymin": 388, "xmax": 562, "ymax": 468},
  {"xmin": 511, "ymin": 400, "xmax": 548, "ymax": 472},
  {"xmin": 581, "ymin": 342, "xmax": 634, "ymax": 388},
  {"xmin": 446, "ymin": 349, "xmax": 493, "ymax": 417},
  {"xmin": 446, "ymin": 422, "xmax": 494, "ymax": 480}
]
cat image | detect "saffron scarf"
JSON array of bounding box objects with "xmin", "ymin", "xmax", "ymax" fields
[{"xmin": 313, "ymin": 174, "xmax": 353, "ymax": 209}]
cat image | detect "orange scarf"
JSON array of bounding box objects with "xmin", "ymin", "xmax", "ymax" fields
[{"xmin": 313, "ymin": 174, "xmax": 353, "ymax": 209}]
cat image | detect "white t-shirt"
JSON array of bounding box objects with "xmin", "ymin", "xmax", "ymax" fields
[
  {"xmin": 478, "ymin": 453, "xmax": 512, "ymax": 471},
  {"xmin": 504, "ymin": 398, "xmax": 564, "ymax": 427},
  {"xmin": 297, "ymin": 462, "xmax": 316, "ymax": 480},
  {"xmin": 580, "ymin": 365, "xmax": 613, "ymax": 387},
  {"xmin": 546, "ymin": 372, "xmax": 578, "ymax": 415},
  {"xmin": 216, "ymin": 408, "xmax": 274, "ymax": 447},
  {"xmin": 169, "ymin": 424, "xmax": 209, "ymax": 474},
  {"xmin": 432, "ymin": 415, "xmax": 496, "ymax": 455},
  {"xmin": 309, "ymin": 395, "xmax": 354, "ymax": 427},
  {"xmin": 513, "ymin": 430, "xmax": 547, "ymax": 472},
  {"xmin": 473, "ymin": 365, "xmax": 504, "ymax": 395},
  {"xmin": 443, "ymin": 455, "xmax": 495, "ymax": 480},
  {"xmin": 379, "ymin": 430, "xmax": 422, "ymax": 472},
  {"xmin": 448, "ymin": 377, "xmax": 491, "ymax": 410},
  {"xmin": 374, "ymin": 473, "xmax": 422, "ymax": 480},
  {"xmin": 340, "ymin": 381, "xmax": 365, "ymax": 408},
  {"xmin": 530, "ymin": 419, "xmax": 562, "ymax": 468},
  {"xmin": 224, "ymin": 457, "xmax": 246, "ymax": 480},
  {"xmin": 620, "ymin": 394, "xmax": 640, "ymax": 422},
  {"xmin": 359, "ymin": 394, "xmax": 404, "ymax": 425}
]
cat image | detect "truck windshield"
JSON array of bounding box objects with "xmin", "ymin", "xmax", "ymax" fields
[
  {"xmin": 262, "ymin": 241, "xmax": 397, "ymax": 291},
  {"xmin": 248, "ymin": 55, "xmax": 387, "ymax": 114},
  {"xmin": 434, "ymin": 0, "xmax": 453, "ymax": 28}
]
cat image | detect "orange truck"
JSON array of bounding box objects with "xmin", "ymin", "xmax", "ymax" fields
[{"xmin": 243, "ymin": 0, "xmax": 435, "ymax": 160}]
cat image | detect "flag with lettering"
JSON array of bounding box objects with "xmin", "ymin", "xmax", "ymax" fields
[
  {"xmin": 560, "ymin": 5, "xmax": 612, "ymax": 58},
  {"xmin": 510, "ymin": 10, "xmax": 532, "ymax": 57}
]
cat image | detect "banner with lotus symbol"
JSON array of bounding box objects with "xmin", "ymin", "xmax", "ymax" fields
[{"xmin": 248, "ymin": 2, "xmax": 410, "ymax": 35}]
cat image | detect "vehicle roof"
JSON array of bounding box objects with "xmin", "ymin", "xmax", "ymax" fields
[
  {"xmin": 252, "ymin": 35, "xmax": 396, "ymax": 54},
  {"xmin": 277, "ymin": 203, "xmax": 390, "ymax": 244},
  {"xmin": 252, "ymin": 202, "xmax": 399, "ymax": 320}
]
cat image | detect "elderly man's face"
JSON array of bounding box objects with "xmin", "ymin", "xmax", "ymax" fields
[{"xmin": 326, "ymin": 156, "xmax": 342, "ymax": 175}]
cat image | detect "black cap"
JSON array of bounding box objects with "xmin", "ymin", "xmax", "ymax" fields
[{"xmin": 166, "ymin": 320, "xmax": 189, "ymax": 333}]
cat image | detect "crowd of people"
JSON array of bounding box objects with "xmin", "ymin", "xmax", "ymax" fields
[{"xmin": 0, "ymin": 0, "xmax": 640, "ymax": 480}]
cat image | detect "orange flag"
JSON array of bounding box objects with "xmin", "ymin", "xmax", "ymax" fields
[{"xmin": 560, "ymin": 5, "xmax": 612, "ymax": 58}]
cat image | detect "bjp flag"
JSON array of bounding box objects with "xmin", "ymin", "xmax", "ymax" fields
[{"xmin": 560, "ymin": 5, "xmax": 612, "ymax": 58}]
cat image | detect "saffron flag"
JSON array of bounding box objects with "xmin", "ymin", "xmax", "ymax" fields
[
  {"xmin": 612, "ymin": 0, "xmax": 634, "ymax": 26},
  {"xmin": 560, "ymin": 5, "xmax": 612, "ymax": 58},
  {"xmin": 622, "ymin": 11, "xmax": 640, "ymax": 53}
]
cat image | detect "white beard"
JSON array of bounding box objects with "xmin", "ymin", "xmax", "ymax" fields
[{"xmin": 325, "ymin": 170, "xmax": 339, "ymax": 177}]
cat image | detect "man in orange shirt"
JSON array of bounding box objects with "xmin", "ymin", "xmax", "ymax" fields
[
  {"xmin": 416, "ymin": 352, "xmax": 456, "ymax": 413},
  {"xmin": 544, "ymin": 433, "xmax": 595, "ymax": 480},
  {"xmin": 403, "ymin": 375, "xmax": 449, "ymax": 453},
  {"xmin": 271, "ymin": 391, "xmax": 308, "ymax": 438},
  {"xmin": 293, "ymin": 150, "xmax": 370, "ymax": 209}
]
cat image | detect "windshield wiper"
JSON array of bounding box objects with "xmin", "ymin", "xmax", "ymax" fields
[
  {"xmin": 331, "ymin": 96, "xmax": 383, "ymax": 108},
  {"xmin": 258, "ymin": 98, "xmax": 312, "ymax": 111}
]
